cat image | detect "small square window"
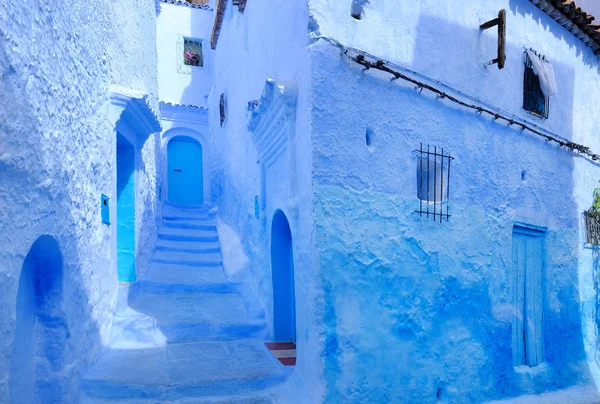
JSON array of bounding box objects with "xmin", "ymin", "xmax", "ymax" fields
[
  {"xmin": 523, "ymin": 53, "xmax": 549, "ymax": 119},
  {"xmin": 183, "ymin": 38, "xmax": 203, "ymax": 68}
]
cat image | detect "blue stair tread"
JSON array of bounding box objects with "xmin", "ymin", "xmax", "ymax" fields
[
  {"xmin": 142, "ymin": 262, "xmax": 228, "ymax": 285},
  {"xmin": 82, "ymin": 341, "xmax": 285, "ymax": 398}
]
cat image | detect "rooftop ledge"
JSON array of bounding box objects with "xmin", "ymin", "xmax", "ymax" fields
[{"xmin": 160, "ymin": 0, "xmax": 212, "ymax": 10}]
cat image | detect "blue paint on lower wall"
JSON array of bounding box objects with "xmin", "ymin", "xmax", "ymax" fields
[
  {"xmin": 9, "ymin": 235, "xmax": 66, "ymax": 404},
  {"xmin": 117, "ymin": 135, "xmax": 136, "ymax": 283}
]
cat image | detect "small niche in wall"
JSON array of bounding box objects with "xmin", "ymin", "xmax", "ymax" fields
[
  {"xmin": 351, "ymin": 0, "xmax": 368, "ymax": 20},
  {"xmin": 365, "ymin": 128, "xmax": 375, "ymax": 151},
  {"xmin": 101, "ymin": 194, "xmax": 111, "ymax": 225}
]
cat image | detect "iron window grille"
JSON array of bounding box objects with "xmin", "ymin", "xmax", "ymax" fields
[
  {"xmin": 584, "ymin": 208, "xmax": 600, "ymax": 245},
  {"xmin": 523, "ymin": 52, "xmax": 549, "ymax": 119},
  {"xmin": 177, "ymin": 37, "xmax": 204, "ymax": 73},
  {"xmin": 220, "ymin": 93, "xmax": 226, "ymax": 127},
  {"xmin": 416, "ymin": 143, "xmax": 454, "ymax": 222}
]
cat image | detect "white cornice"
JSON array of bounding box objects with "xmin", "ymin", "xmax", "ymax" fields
[
  {"xmin": 109, "ymin": 86, "xmax": 162, "ymax": 144},
  {"xmin": 159, "ymin": 101, "xmax": 209, "ymax": 125}
]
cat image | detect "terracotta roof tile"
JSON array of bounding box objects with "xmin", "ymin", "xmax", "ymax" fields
[{"xmin": 529, "ymin": 0, "xmax": 600, "ymax": 54}]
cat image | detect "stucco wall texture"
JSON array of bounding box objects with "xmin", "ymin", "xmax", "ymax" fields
[
  {"xmin": 208, "ymin": 0, "xmax": 323, "ymax": 400},
  {"xmin": 0, "ymin": 0, "xmax": 160, "ymax": 402},
  {"xmin": 309, "ymin": 0, "xmax": 600, "ymax": 402}
]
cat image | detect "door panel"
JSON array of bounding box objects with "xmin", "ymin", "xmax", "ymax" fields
[
  {"xmin": 168, "ymin": 137, "xmax": 203, "ymax": 205},
  {"xmin": 512, "ymin": 226, "xmax": 545, "ymax": 367}
]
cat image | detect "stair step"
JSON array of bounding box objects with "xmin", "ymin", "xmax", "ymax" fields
[
  {"xmin": 81, "ymin": 341, "xmax": 286, "ymax": 401},
  {"xmin": 155, "ymin": 245, "xmax": 221, "ymax": 255},
  {"xmin": 152, "ymin": 258, "xmax": 223, "ymax": 268},
  {"xmin": 140, "ymin": 263, "xmax": 230, "ymax": 294},
  {"xmin": 163, "ymin": 215, "xmax": 216, "ymax": 223},
  {"xmin": 81, "ymin": 393, "xmax": 276, "ymax": 403},
  {"xmin": 160, "ymin": 227, "xmax": 217, "ymax": 237},
  {"xmin": 163, "ymin": 221, "xmax": 217, "ymax": 231},
  {"xmin": 158, "ymin": 233, "xmax": 219, "ymax": 243},
  {"xmin": 156, "ymin": 239, "xmax": 220, "ymax": 251},
  {"xmin": 153, "ymin": 249, "xmax": 222, "ymax": 263}
]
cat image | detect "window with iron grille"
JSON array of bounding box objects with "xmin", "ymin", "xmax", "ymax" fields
[
  {"xmin": 220, "ymin": 93, "xmax": 226, "ymax": 127},
  {"xmin": 183, "ymin": 38, "xmax": 203, "ymax": 67},
  {"xmin": 416, "ymin": 144, "xmax": 454, "ymax": 222},
  {"xmin": 523, "ymin": 53, "xmax": 549, "ymax": 118}
]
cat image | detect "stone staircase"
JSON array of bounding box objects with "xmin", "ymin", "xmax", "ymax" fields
[{"xmin": 80, "ymin": 204, "xmax": 289, "ymax": 403}]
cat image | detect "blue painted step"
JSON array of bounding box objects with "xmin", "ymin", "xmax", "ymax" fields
[{"xmin": 81, "ymin": 341, "xmax": 287, "ymax": 401}]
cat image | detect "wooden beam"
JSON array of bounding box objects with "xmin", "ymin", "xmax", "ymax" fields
[{"xmin": 481, "ymin": 9, "xmax": 506, "ymax": 69}]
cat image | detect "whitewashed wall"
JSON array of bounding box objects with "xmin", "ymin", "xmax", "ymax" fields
[
  {"xmin": 0, "ymin": 0, "xmax": 160, "ymax": 401},
  {"xmin": 156, "ymin": 2, "xmax": 214, "ymax": 108}
]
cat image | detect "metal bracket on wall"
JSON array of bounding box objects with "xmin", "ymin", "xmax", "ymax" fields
[{"xmin": 480, "ymin": 9, "xmax": 506, "ymax": 69}]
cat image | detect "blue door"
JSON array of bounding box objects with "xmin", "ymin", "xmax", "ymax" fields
[
  {"xmin": 271, "ymin": 210, "xmax": 296, "ymax": 342},
  {"xmin": 512, "ymin": 224, "xmax": 545, "ymax": 367},
  {"xmin": 168, "ymin": 136, "xmax": 203, "ymax": 205},
  {"xmin": 117, "ymin": 135, "xmax": 136, "ymax": 283}
]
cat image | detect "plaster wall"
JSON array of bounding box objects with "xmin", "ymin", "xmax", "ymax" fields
[
  {"xmin": 308, "ymin": 0, "xmax": 600, "ymax": 402},
  {"xmin": 0, "ymin": 0, "xmax": 160, "ymax": 401},
  {"xmin": 208, "ymin": 0, "xmax": 322, "ymax": 400},
  {"xmin": 157, "ymin": 2, "xmax": 214, "ymax": 108}
]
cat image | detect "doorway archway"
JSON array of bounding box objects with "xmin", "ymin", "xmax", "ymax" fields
[
  {"xmin": 167, "ymin": 136, "xmax": 203, "ymax": 205},
  {"xmin": 271, "ymin": 210, "xmax": 296, "ymax": 342},
  {"xmin": 9, "ymin": 235, "xmax": 66, "ymax": 404}
]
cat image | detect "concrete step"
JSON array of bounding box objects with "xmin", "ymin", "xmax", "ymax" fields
[
  {"xmin": 81, "ymin": 341, "xmax": 287, "ymax": 401},
  {"xmin": 163, "ymin": 221, "xmax": 217, "ymax": 231},
  {"xmin": 81, "ymin": 393, "xmax": 277, "ymax": 403},
  {"xmin": 153, "ymin": 249, "xmax": 222, "ymax": 265},
  {"xmin": 158, "ymin": 232, "xmax": 219, "ymax": 243},
  {"xmin": 139, "ymin": 262, "xmax": 232, "ymax": 294},
  {"xmin": 156, "ymin": 238, "xmax": 220, "ymax": 251}
]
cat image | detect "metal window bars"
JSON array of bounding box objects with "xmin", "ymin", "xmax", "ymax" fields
[
  {"xmin": 584, "ymin": 208, "xmax": 600, "ymax": 245},
  {"xmin": 523, "ymin": 51, "xmax": 549, "ymax": 119},
  {"xmin": 183, "ymin": 38, "xmax": 203, "ymax": 67},
  {"xmin": 416, "ymin": 143, "xmax": 454, "ymax": 222}
]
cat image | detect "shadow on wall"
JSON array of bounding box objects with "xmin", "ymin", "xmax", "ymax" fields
[
  {"xmin": 508, "ymin": 0, "xmax": 600, "ymax": 70},
  {"xmin": 9, "ymin": 236, "xmax": 66, "ymax": 403}
]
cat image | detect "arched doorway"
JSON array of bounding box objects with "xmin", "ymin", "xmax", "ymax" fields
[
  {"xmin": 168, "ymin": 136, "xmax": 203, "ymax": 205},
  {"xmin": 271, "ymin": 210, "xmax": 296, "ymax": 342},
  {"xmin": 9, "ymin": 235, "xmax": 66, "ymax": 404}
]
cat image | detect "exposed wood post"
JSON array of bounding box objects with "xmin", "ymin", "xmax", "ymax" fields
[{"xmin": 481, "ymin": 9, "xmax": 506, "ymax": 69}]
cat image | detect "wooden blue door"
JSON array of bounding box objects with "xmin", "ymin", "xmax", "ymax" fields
[
  {"xmin": 271, "ymin": 210, "xmax": 296, "ymax": 342},
  {"xmin": 168, "ymin": 136, "xmax": 203, "ymax": 205},
  {"xmin": 117, "ymin": 135, "xmax": 136, "ymax": 283},
  {"xmin": 512, "ymin": 224, "xmax": 545, "ymax": 367}
]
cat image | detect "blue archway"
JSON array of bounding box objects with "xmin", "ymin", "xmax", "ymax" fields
[
  {"xmin": 271, "ymin": 210, "xmax": 296, "ymax": 342},
  {"xmin": 9, "ymin": 235, "xmax": 66, "ymax": 404},
  {"xmin": 168, "ymin": 135, "xmax": 203, "ymax": 205}
]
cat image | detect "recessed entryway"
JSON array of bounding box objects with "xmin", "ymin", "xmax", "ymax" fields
[{"xmin": 271, "ymin": 210, "xmax": 296, "ymax": 343}]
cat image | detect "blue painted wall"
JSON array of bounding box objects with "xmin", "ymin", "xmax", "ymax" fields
[
  {"xmin": 168, "ymin": 136, "xmax": 203, "ymax": 205},
  {"xmin": 9, "ymin": 236, "xmax": 65, "ymax": 404},
  {"xmin": 271, "ymin": 210, "xmax": 296, "ymax": 342},
  {"xmin": 117, "ymin": 135, "xmax": 136, "ymax": 283}
]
